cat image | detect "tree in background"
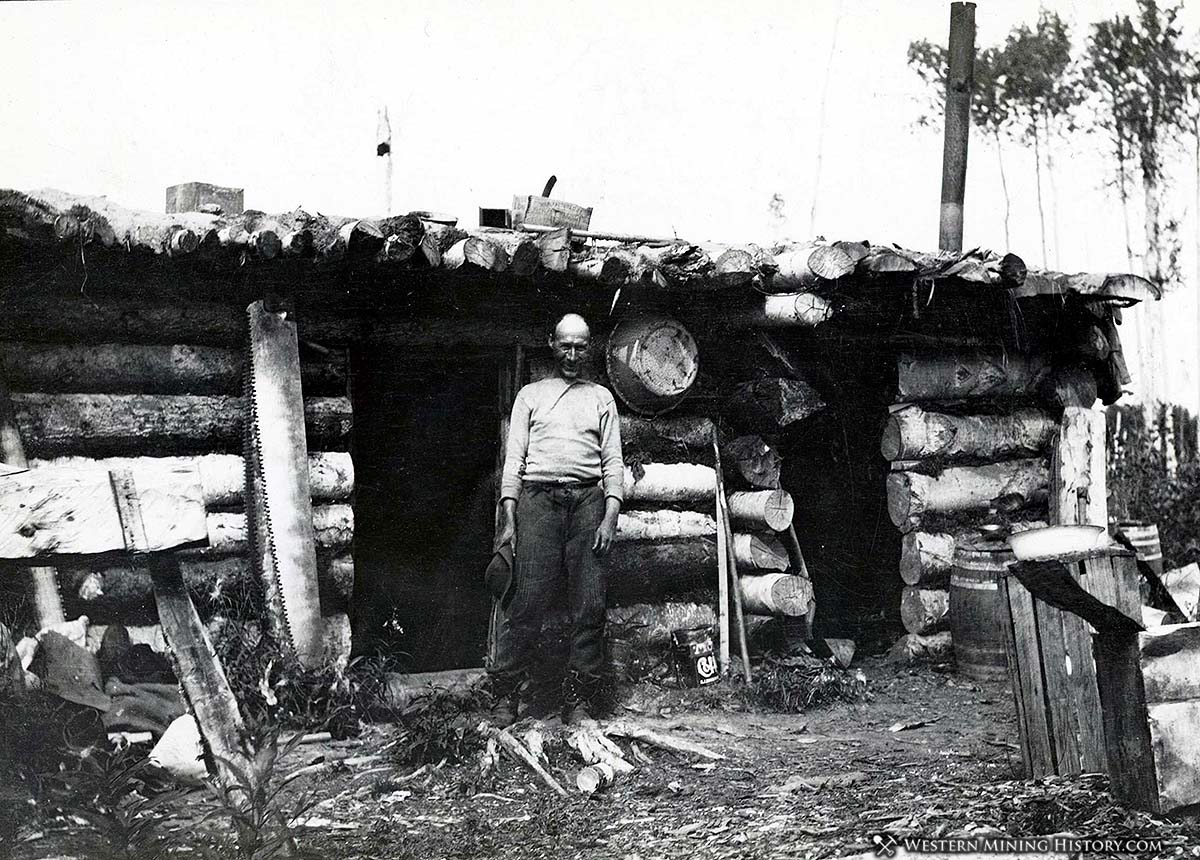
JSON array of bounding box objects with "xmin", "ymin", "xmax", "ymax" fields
[
  {"xmin": 908, "ymin": 43, "xmax": 1014, "ymax": 248},
  {"xmin": 1001, "ymin": 9, "xmax": 1079, "ymax": 269}
]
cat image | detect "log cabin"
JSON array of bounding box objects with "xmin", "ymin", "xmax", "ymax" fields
[{"xmin": 0, "ymin": 187, "xmax": 1158, "ymax": 674}]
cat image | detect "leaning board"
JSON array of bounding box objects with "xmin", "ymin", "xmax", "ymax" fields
[{"xmin": 0, "ymin": 463, "xmax": 207, "ymax": 558}]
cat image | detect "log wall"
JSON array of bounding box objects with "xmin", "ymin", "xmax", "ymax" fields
[
  {"xmin": 882, "ymin": 343, "xmax": 1112, "ymax": 639},
  {"xmin": 0, "ymin": 326, "xmax": 354, "ymax": 659}
]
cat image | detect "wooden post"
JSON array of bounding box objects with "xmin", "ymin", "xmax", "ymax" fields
[
  {"xmin": 939, "ymin": 2, "xmax": 976, "ymax": 252},
  {"xmin": 244, "ymin": 301, "xmax": 324, "ymax": 668},
  {"xmin": 489, "ymin": 344, "xmax": 525, "ymax": 666},
  {"xmin": 1051, "ymin": 406, "xmax": 1108, "ymax": 526},
  {"xmin": 712, "ymin": 434, "xmax": 731, "ymax": 677},
  {"xmin": 0, "ymin": 365, "xmax": 65, "ymax": 626},
  {"xmin": 714, "ymin": 433, "xmax": 752, "ymax": 683}
]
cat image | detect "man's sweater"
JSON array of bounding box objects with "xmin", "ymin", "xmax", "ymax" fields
[{"xmin": 500, "ymin": 377, "xmax": 624, "ymax": 502}]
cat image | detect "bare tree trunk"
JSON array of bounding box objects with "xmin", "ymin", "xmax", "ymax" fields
[
  {"xmin": 1141, "ymin": 135, "xmax": 1167, "ymax": 470},
  {"xmin": 994, "ymin": 130, "xmax": 1012, "ymax": 250},
  {"xmin": 1043, "ymin": 113, "xmax": 1062, "ymax": 270},
  {"xmin": 1118, "ymin": 136, "xmax": 1136, "ymax": 273},
  {"xmin": 1195, "ymin": 114, "xmax": 1200, "ymax": 458},
  {"xmin": 1032, "ymin": 125, "xmax": 1049, "ymax": 268}
]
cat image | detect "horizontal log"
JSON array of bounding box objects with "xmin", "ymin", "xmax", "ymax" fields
[
  {"xmin": 727, "ymin": 489, "xmax": 794, "ymax": 532},
  {"xmin": 205, "ymin": 505, "xmax": 352, "ymax": 554},
  {"xmin": 725, "ymin": 293, "xmax": 836, "ymax": 328},
  {"xmin": 619, "ymin": 415, "xmax": 714, "ymax": 463},
  {"xmin": 381, "ymin": 668, "xmax": 487, "ymax": 711},
  {"xmin": 732, "ymin": 533, "xmax": 788, "ymax": 571},
  {"xmin": 739, "ymin": 573, "xmax": 814, "ymax": 617},
  {"xmin": 0, "ymin": 342, "xmax": 346, "ymax": 395},
  {"xmin": 616, "ymin": 510, "xmax": 714, "ymax": 542},
  {"xmin": 607, "ymin": 603, "xmax": 717, "ymax": 648},
  {"xmin": 0, "ymin": 463, "xmax": 207, "ymax": 559},
  {"xmin": 770, "ymin": 243, "xmax": 856, "ymax": 291},
  {"xmin": 605, "ymin": 539, "xmax": 718, "ymax": 605},
  {"xmin": 728, "ymin": 378, "xmax": 826, "ymax": 430},
  {"xmin": 900, "ymin": 586, "xmax": 949, "ymax": 635},
  {"xmin": 11, "ymin": 393, "xmax": 351, "ymax": 456},
  {"xmin": 881, "ymin": 405, "xmax": 1055, "ymax": 462},
  {"xmin": 623, "ymin": 463, "xmax": 715, "ymax": 504},
  {"xmin": 64, "ymin": 553, "xmax": 354, "ymax": 621},
  {"xmin": 887, "ymin": 459, "xmax": 1049, "ymax": 533},
  {"xmin": 896, "ymin": 353, "xmax": 1051, "ymax": 402},
  {"xmin": 900, "ymin": 521, "xmax": 1047, "ymax": 587}
]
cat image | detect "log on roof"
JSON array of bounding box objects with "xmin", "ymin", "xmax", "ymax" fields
[{"xmin": 0, "ymin": 188, "xmax": 1156, "ymax": 304}]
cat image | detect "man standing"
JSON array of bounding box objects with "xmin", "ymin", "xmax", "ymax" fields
[{"xmin": 491, "ymin": 313, "xmax": 623, "ymax": 725}]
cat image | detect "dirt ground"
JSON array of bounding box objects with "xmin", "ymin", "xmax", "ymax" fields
[{"xmin": 12, "ymin": 659, "xmax": 1200, "ymax": 860}]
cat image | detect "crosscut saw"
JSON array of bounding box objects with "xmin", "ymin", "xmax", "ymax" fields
[{"xmin": 244, "ymin": 300, "xmax": 324, "ymax": 668}]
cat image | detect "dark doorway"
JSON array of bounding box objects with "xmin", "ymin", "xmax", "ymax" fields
[{"xmin": 350, "ymin": 346, "xmax": 499, "ymax": 671}]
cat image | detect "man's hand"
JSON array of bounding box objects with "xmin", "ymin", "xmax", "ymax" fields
[
  {"xmin": 495, "ymin": 499, "xmax": 517, "ymax": 551},
  {"xmin": 592, "ymin": 498, "xmax": 621, "ymax": 556}
]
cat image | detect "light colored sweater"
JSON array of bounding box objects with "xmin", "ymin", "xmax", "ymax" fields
[{"xmin": 500, "ymin": 377, "xmax": 624, "ymax": 502}]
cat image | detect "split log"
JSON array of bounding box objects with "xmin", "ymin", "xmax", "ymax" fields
[
  {"xmin": 728, "ymin": 378, "xmax": 826, "ymax": 430},
  {"xmin": 881, "ymin": 405, "xmax": 1055, "ymax": 462},
  {"xmin": 896, "ymin": 353, "xmax": 1051, "ymax": 402},
  {"xmin": 477, "ymin": 722, "xmax": 568, "ymax": 796},
  {"xmin": 900, "ymin": 586, "xmax": 950, "ymax": 635},
  {"xmin": 567, "ymin": 724, "xmax": 634, "ymax": 773},
  {"xmin": 602, "ymin": 720, "xmax": 725, "ymax": 760},
  {"xmin": 206, "ymin": 505, "xmax": 351, "ymax": 554},
  {"xmin": 721, "ymin": 435, "xmax": 781, "ymax": 489},
  {"xmin": 886, "ymin": 459, "xmax": 1049, "ymax": 533},
  {"xmin": 732, "ymin": 533, "xmax": 789, "ymax": 571},
  {"xmin": 616, "ymin": 509, "xmax": 714, "ymax": 542},
  {"xmin": 11, "ymin": 393, "xmax": 352, "ymax": 456},
  {"xmin": 1050, "ymin": 407, "xmax": 1107, "ymax": 527},
  {"xmin": 0, "ymin": 342, "xmax": 346, "ymax": 395},
  {"xmin": 726, "ymin": 293, "xmax": 836, "ymax": 328},
  {"xmin": 623, "ymin": 463, "xmax": 715, "ymax": 504},
  {"xmin": 0, "ymin": 463, "xmax": 208, "ymax": 558},
  {"xmin": 534, "ymin": 227, "xmax": 571, "ymax": 272},
  {"xmin": 336, "ymin": 220, "xmax": 385, "ymax": 258},
  {"xmin": 36, "ymin": 452, "xmax": 354, "ymax": 507},
  {"xmin": 619, "ymin": 415, "xmax": 714, "ymax": 463},
  {"xmin": 900, "ymin": 531, "xmax": 957, "ymax": 587},
  {"xmin": 727, "ymin": 489, "xmax": 794, "ymax": 532},
  {"xmin": 739, "ymin": 573, "xmax": 814, "ymax": 617}
]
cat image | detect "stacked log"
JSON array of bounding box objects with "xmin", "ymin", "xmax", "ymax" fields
[
  {"xmin": 883, "ymin": 350, "xmax": 1095, "ymax": 639},
  {"xmin": 1, "ymin": 330, "xmax": 354, "ymax": 662}
]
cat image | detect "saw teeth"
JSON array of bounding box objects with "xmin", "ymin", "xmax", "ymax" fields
[{"xmin": 243, "ymin": 304, "xmax": 295, "ymax": 656}]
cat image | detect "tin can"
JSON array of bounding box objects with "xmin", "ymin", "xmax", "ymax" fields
[
  {"xmin": 670, "ymin": 626, "xmax": 720, "ymax": 687},
  {"xmin": 576, "ymin": 762, "xmax": 616, "ymax": 794}
]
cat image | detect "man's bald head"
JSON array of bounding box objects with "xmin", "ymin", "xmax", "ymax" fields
[
  {"xmin": 550, "ymin": 314, "xmax": 592, "ymax": 380},
  {"xmin": 554, "ymin": 313, "xmax": 591, "ymax": 341}
]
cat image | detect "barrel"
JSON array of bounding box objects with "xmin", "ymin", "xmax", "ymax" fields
[
  {"xmin": 950, "ymin": 540, "xmax": 1013, "ymax": 682},
  {"xmin": 605, "ymin": 314, "xmax": 699, "ymax": 416},
  {"xmin": 1115, "ymin": 521, "xmax": 1164, "ymax": 575}
]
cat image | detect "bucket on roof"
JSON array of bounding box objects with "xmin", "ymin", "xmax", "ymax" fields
[{"xmin": 605, "ymin": 314, "xmax": 699, "ymax": 416}]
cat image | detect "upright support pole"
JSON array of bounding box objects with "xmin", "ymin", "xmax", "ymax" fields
[
  {"xmin": 939, "ymin": 2, "xmax": 976, "ymax": 253},
  {"xmin": 488, "ymin": 344, "xmax": 525, "ymax": 667},
  {"xmin": 0, "ymin": 364, "xmax": 64, "ymax": 627},
  {"xmin": 1051, "ymin": 406, "xmax": 1108, "ymax": 527}
]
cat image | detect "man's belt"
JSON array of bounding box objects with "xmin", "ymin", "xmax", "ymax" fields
[{"xmin": 524, "ymin": 478, "xmax": 601, "ymax": 490}]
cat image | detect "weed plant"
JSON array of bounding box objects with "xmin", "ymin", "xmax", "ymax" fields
[{"xmin": 745, "ymin": 657, "xmax": 869, "ymax": 713}]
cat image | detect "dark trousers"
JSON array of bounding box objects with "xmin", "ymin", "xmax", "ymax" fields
[{"xmin": 490, "ymin": 484, "xmax": 607, "ymax": 693}]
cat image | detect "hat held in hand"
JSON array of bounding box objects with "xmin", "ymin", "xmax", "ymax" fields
[{"xmin": 485, "ymin": 542, "xmax": 515, "ymax": 606}]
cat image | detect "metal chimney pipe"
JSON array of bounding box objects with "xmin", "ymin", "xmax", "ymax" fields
[{"xmin": 939, "ymin": 2, "xmax": 976, "ymax": 252}]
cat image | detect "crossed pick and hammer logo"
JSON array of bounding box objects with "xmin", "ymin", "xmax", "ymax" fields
[{"xmin": 872, "ymin": 833, "xmax": 898, "ymax": 857}]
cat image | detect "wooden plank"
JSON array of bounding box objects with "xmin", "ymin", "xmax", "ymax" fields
[
  {"xmin": 0, "ymin": 464, "xmax": 207, "ymax": 559},
  {"xmin": 998, "ymin": 575, "xmax": 1034, "ymax": 777},
  {"xmin": 1032, "ymin": 599, "xmax": 1079, "ymax": 775},
  {"xmin": 1077, "ymin": 553, "xmax": 1142, "ymax": 631},
  {"xmin": 489, "ymin": 345, "xmax": 524, "ymax": 667},
  {"xmin": 1002, "ymin": 575, "xmax": 1055, "ymax": 776},
  {"xmin": 1093, "ymin": 633, "xmax": 1159, "ymax": 811},
  {"xmin": 149, "ymin": 554, "xmax": 251, "ymax": 790},
  {"xmin": 713, "ymin": 438, "xmax": 730, "ymax": 677},
  {"xmin": 1059, "ymin": 610, "xmax": 1107, "ymax": 773}
]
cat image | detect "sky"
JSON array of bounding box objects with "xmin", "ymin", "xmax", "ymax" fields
[{"xmin": 1, "ymin": 0, "xmax": 1197, "ymax": 408}]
